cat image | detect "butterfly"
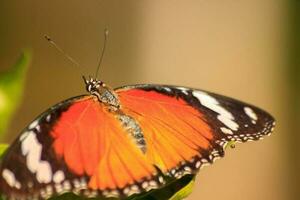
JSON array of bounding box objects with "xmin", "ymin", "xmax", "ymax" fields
[{"xmin": 0, "ymin": 76, "xmax": 275, "ymax": 200}]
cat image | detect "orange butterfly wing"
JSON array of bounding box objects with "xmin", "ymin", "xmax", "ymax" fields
[
  {"xmin": 50, "ymin": 96, "xmax": 159, "ymax": 196},
  {"xmin": 116, "ymin": 84, "xmax": 274, "ymax": 181},
  {"xmin": 117, "ymin": 88, "xmax": 223, "ymax": 176}
]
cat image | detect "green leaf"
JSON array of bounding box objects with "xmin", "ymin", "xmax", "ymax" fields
[
  {"xmin": 169, "ymin": 176, "xmax": 195, "ymax": 200},
  {"xmin": 0, "ymin": 144, "xmax": 8, "ymax": 200},
  {"xmin": 0, "ymin": 144, "xmax": 8, "ymax": 157},
  {"xmin": 0, "ymin": 50, "xmax": 31, "ymax": 139}
]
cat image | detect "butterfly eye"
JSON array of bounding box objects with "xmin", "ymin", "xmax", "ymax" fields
[{"xmin": 87, "ymin": 84, "xmax": 92, "ymax": 92}]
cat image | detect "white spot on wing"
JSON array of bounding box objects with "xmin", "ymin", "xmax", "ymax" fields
[
  {"xmin": 46, "ymin": 185, "xmax": 53, "ymax": 195},
  {"xmin": 220, "ymin": 127, "xmax": 234, "ymax": 135},
  {"xmin": 73, "ymin": 179, "xmax": 80, "ymax": 188},
  {"xmin": 142, "ymin": 182, "xmax": 149, "ymax": 189},
  {"xmin": 193, "ymin": 91, "xmax": 239, "ymax": 131},
  {"xmin": 80, "ymin": 177, "xmax": 87, "ymax": 188},
  {"xmin": 55, "ymin": 183, "xmax": 63, "ymax": 193},
  {"xmin": 163, "ymin": 87, "xmax": 172, "ymax": 92},
  {"xmin": 28, "ymin": 120, "xmax": 39, "ymax": 130},
  {"xmin": 63, "ymin": 180, "xmax": 71, "ymax": 191},
  {"xmin": 53, "ymin": 170, "xmax": 65, "ymax": 183},
  {"xmin": 46, "ymin": 114, "xmax": 51, "ymax": 122},
  {"xmin": 21, "ymin": 131, "xmax": 52, "ymax": 184},
  {"xmin": 217, "ymin": 115, "xmax": 239, "ymax": 131},
  {"xmin": 19, "ymin": 131, "xmax": 30, "ymax": 141},
  {"xmin": 35, "ymin": 125, "xmax": 41, "ymax": 133},
  {"xmin": 195, "ymin": 161, "xmax": 201, "ymax": 168},
  {"xmin": 177, "ymin": 87, "xmax": 189, "ymax": 95},
  {"xmin": 158, "ymin": 176, "xmax": 164, "ymax": 183},
  {"xmin": 244, "ymin": 107, "xmax": 258, "ymax": 124},
  {"xmin": 15, "ymin": 182, "xmax": 21, "ymax": 189},
  {"xmin": 36, "ymin": 162, "xmax": 52, "ymax": 183},
  {"xmin": 2, "ymin": 169, "xmax": 21, "ymax": 189}
]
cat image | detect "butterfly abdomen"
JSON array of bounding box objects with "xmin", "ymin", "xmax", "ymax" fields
[{"xmin": 117, "ymin": 114, "xmax": 147, "ymax": 153}]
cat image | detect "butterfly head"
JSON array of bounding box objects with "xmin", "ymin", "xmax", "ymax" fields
[
  {"xmin": 82, "ymin": 76, "xmax": 120, "ymax": 110},
  {"xmin": 83, "ymin": 76, "xmax": 105, "ymax": 93}
]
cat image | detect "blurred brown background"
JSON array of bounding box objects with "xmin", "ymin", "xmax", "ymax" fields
[{"xmin": 0, "ymin": 0, "xmax": 299, "ymax": 200}]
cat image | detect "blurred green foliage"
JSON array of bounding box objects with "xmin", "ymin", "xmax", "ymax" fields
[
  {"xmin": 0, "ymin": 51, "xmax": 31, "ymax": 200},
  {"xmin": 0, "ymin": 144, "xmax": 8, "ymax": 159},
  {"xmin": 0, "ymin": 51, "xmax": 31, "ymax": 140},
  {"xmin": 0, "ymin": 52, "xmax": 194, "ymax": 199}
]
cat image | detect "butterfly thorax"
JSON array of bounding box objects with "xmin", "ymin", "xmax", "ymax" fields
[
  {"xmin": 83, "ymin": 76, "xmax": 147, "ymax": 153},
  {"xmin": 83, "ymin": 76, "xmax": 120, "ymax": 110}
]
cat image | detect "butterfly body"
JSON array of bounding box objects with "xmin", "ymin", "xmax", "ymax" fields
[{"xmin": 0, "ymin": 77, "xmax": 275, "ymax": 200}]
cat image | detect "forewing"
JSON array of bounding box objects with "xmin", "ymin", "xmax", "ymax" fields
[
  {"xmin": 116, "ymin": 84, "xmax": 275, "ymax": 178},
  {"xmin": 0, "ymin": 95, "xmax": 159, "ymax": 200}
]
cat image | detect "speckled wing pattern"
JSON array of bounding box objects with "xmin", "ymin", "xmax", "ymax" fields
[{"xmin": 0, "ymin": 84, "xmax": 275, "ymax": 200}]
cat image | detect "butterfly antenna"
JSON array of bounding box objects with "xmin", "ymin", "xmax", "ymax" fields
[
  {"xmin": 44, "ymin": 35, "xmax": 82, "ymax": 69},
  {"xmin": 95, "ymin": 28, "xmax": 109, "ymax": 79}
]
